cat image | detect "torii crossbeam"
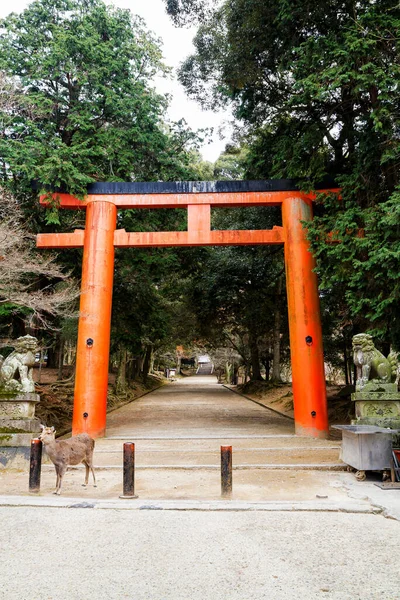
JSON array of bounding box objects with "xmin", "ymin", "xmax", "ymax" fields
[{"xmin": 37, "ymin": 180, "xmax": 339, "ymax": 439}]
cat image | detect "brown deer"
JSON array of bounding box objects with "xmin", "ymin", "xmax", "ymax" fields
[{"xmin": 39, "ymin": 425, "xmax": 97, "ymax": 495}]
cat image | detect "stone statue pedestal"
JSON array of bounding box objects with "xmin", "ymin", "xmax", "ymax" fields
[
  {"xmin": 0, "ymin": 393, "xmax": 41, "ymax": 469},
  {"xmin": 351, "ymin": 383, "xmax": 400, "ymax": 429}
]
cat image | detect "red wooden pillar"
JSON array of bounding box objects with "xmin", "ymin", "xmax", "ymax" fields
[
  {"xmin": 282, "ymin": 196, "xmax": 328, "ymax": 438},
  {"xmin": 72, "ymin": 200, "xmax": 117, "ymax": 438}
]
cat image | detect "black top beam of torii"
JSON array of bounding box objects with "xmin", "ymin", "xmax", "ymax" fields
[{"xmin": 35, "ymin": 177, "xmax": 337, "ymax": 196}]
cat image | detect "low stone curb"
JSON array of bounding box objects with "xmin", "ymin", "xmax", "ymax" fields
[
  {"xmin": 93, "ymin": 445, "xmax": 341, "ymax": 452},
  {"xmin": 39, "ymin": 463, "xmax": 347, "ymax": 471},
  {"xmin": 0, "ymin": 494, "xmax": 378, "ymax": 514},
  {"xmin": 104, "ymin": 434, "xmax": 297, "ymax": 439}
]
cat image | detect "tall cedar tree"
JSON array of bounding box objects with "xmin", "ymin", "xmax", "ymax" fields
[{"xmin": 0, "ymin": 0, "xmax": 201, "ymax": 200}]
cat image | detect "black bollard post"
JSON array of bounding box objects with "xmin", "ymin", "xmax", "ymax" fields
[
  {"xmin": 119, "ymin": 442, "xmax": 138, "ymax": 499},
  {"xmin": 221, "ymin": 445, "xmax": 232, "ymax": 498},
  {"xmin": 29, "ymin": 438, "xmax": 43, "ymax": 493}
]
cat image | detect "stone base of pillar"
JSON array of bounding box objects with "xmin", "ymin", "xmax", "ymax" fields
[
  {"xmin": 0, "ymin": 393, "xmax": 41, "ymax": 469},
  {"xmin": 351, "ymin": 383, "xmax": 400, "ymax": 429}
]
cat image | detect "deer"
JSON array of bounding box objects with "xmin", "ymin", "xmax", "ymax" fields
[{"xmin": 39, "ymin": 425, "xmax": 97, "ymax": 495}]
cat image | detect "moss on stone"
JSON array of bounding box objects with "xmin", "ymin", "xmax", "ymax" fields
[{"xmin": 0, "ymin": 427, "xmax": 27, "ymax": 434}]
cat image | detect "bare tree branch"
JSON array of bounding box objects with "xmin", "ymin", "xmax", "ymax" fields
[{"xmin": 0, "ymin": 187, "xmax": 79, "ymax": 329}]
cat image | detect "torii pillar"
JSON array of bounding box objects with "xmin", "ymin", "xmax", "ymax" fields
[
  {"xmin": 282, "ymin": 196, "xmax": 328, "ymax": 438},
  {"xmin": 37, "ymin": 181, "xmax": 338, "ymax": 439},
  {"xmin": 74, "ymin": 200, "xmax": 117, "ymax": 437}
]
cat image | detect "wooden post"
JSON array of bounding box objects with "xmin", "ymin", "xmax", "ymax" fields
[
  {"xmin": 221, "ymin": 445, "xmax": 233, "ymax": 497},
  {"xmin": 120, "ymin": 442, "xmax": 138, "ymax": 499},
  {"xmin": 29, "ymin": 438, "xmax": 43, "ymax": 493}
]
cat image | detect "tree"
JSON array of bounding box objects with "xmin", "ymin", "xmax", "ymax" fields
[
  {"xmin": 165, "ymin": 0, "xmax": 400, "ymax": 348},
  {"xmin": 213, "ymin": 145, "xmax": 248, "ymax": 181},
  {"xmin": 0, "ymin": 0, "xmax": 203, "ymax": 198},
  {"xmin": 164, "ymin": 0, "xmax": 213, "ymax": 26},
  {"xmin": 0, "ymin": 188, "xmax": 77, "ymax": 334}
]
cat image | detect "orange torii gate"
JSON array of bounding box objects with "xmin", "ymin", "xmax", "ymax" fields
[{"xmin": 37, "ymin": 180, "xmax": 339, "ymax": 439}]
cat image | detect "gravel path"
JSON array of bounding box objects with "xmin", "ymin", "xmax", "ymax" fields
[{"xmin": 0, "ymin": 508, "xmax": 399, "ymax": 600}]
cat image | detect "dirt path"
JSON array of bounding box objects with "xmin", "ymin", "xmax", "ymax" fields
[{"xmin": 105, "ymin": 375, "xmax": 295, "ymax": 438}]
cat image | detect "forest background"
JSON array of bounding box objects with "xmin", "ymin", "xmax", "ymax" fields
[{"xmin": 0, "ymin": 0, "xmax": 399, "ymax": 401}]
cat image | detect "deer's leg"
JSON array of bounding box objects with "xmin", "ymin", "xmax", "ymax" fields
[
  {"xmin": 55, "ymin": 465, "xmax": 67, "ymax": 495},
  {"xmin": 82, "ymin": 461, "xmax": 89, "ymax": 486},
  {"xmin": 53, "ymin": 465, "xmax": 60, "ymax": 494},
  {"xmin": 90, "ymin": 462, "xmax": 97, "ymax": 487},
  {"xmin": 86, "ymin": 452, "xmax": 97, "ymax": 487}
]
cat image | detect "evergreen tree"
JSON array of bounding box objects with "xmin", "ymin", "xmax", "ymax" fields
[
  {"xmin": 165, "ymin": 0, "xmax": 400, "ymax": 346},
  {"xmin": 0, "ymin": 0, "xmax": 201, "ymax": 198}
]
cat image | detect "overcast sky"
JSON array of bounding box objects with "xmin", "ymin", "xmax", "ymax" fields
[{"xmin": 0, "ymin": 0, "xmax": 231, "ymax": 161}]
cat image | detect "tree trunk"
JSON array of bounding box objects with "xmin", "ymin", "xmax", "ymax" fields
[
  {"xmin": 176, "ymin": 353, "xmax": 182, "ymax": 375},
  {"xmin": 57, "ymin": 338, "xmax": 65, "ymax": 380},
  {"xmin": 38, "ymin": 350, "xmax": 43, "ymax": 384},
  {"xmin": 115, "ymin": 347, "xmax": 128, "ymax": 394},
  {"xmin": 142, "ymin": 345, "xmax": 153, "ymax": 383},
  {"xmin": 65, "ymin": 341, "xmax": 75, "ymax": 365},
  {"xmin": 130, "ymin": 356, "xmax": 141, "ymax": 380},
  {"xmin": 343, "ymin": 343, "xmax": 349, "ymax": 386},
  {"xmin": 272, "ymin": 277, "xmax": 283, "ymax": 382},
  {"xmin": 263, "ymin": 357, "xmax": 271, "ymax": 382},
  {"xmin": 47, "ymin": 335, "xmax": 63, "ymax": 369},
  {"xmin": 231, "ymin": 363, "xmax": 238, "ymax": 385},
  {"xmin": 249, "ymin": 332, "xmax": 263, "ymax": 381},
  {"xmin": 46, "ymin": 346, "xmax": 56, "ymax": 368}
]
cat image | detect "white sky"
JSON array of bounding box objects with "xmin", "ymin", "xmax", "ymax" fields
[{"xmin": 0, "ymin": 0, "xmax": 232, "ymax": 161}]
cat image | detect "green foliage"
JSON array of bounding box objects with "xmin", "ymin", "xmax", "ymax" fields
[
  {"xmin": 0, "ymin": 303, "xmax": 29, "ymax": 318},
  {"xmin": 164, "ymin": 0, "xmax": 213, "ymax": 26},
  {"xmin": 168, "ymin": 0, "xmax": 400, "ymax": 346},
  {"xmin": 0, "ymin": 303, "xmax": 31, "ymax": 338},
  {"xmin": 110, "ymin": 194, "xmax": 208, "ymax": 359},
  {"xmin": 307, "ymin": 188, "xmax": 400, "ymax": 347},
  {"xmin": 214, "ymin": 145, "xmax": 248, "ymax": 181},
  {"xmin": 0, "ymin": 0, "xmax": 202, "ymax": 198},
  {"xmin": 187, "ymin": 150, "xmax": 215, "ymax": 180}
]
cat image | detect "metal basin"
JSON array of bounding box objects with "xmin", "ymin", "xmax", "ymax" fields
[{"xmin": 333, "ymin": 425, "xmax": 399, "ymax": 471}]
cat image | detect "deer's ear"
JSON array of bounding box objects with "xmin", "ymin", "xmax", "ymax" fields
[
  {"xmin": 40, "ymin": 424, "xmax": 45, "ymax": 430},
  {"xmin": 51, "ymin": 426, "xmax": 55, "ymax": 432}
]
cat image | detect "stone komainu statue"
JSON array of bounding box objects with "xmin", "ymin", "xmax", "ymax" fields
[
  {"xmin": 0, "ymin": 335, "xmax": 38, "ymax": 393},
  {"xmin": 352, "ymin": 333, "xmax": 398, "ymax": 390}
]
